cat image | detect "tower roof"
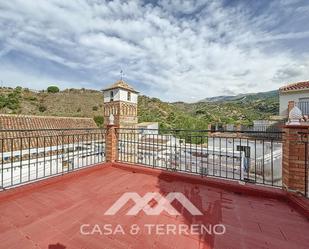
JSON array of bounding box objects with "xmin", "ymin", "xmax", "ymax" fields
[{"xmin": 103, "ymin": 80, "xmax": 139, "ymax": 93}]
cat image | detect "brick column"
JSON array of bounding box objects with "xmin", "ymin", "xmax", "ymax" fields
[
  {"xmin": 105, "ymin": 125, "xmax": 118, "ymax": 163},
  {"xmin": 282, "ymin": 125, "xmax": 309, "ymax": 195}
]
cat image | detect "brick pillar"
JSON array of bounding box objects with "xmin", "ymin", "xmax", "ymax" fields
[
  {"xmin": 288, "ymin": 101, "xmax": 295, "ymax": 114},
  {"xmin": 282, "ymin": 125, "xmax": 309, "ymax": 195},
  {"xmin": 106, "ymin": 125, "xmax": 118, "ymax": 163}
]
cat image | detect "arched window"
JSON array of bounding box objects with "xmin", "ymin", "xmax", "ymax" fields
[
  {"xmin": 127, "ymin": 92, "xmax": 131, "ymax": 101},
  {"xmin": 110, "ymin": 91, "xmax": 114, "ymax": 101}
]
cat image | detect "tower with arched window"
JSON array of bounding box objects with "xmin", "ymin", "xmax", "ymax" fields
[{"xmin": 102, "ymin": 80, "xmax": 139, "ymax": 128}]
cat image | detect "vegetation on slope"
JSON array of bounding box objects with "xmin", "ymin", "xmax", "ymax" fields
[
  {"xmin": 0, "ymin": 87, "xmax": 279, "ymax": 128},
  {"xmin": 138, "ymin": 92, "xmax": 279, "ymax": 130},
  {"xmin": 138, "ymin": 96, "xmax": 210, "ymax": 130}
]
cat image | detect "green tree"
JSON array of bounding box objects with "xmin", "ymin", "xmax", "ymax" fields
[
  {"xmin": 47, "ymin": 86, "xmax": 60, "ymax": 93},
  {"xmin": 15, "ymin": 86, "xmax": 22, "ymax": 93}
]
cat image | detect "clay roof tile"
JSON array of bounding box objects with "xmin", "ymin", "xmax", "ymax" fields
[{"xmin": 279, "ymin": 81, "xmax": 309, "ymax": 93}]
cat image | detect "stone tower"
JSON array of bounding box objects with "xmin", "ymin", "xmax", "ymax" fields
[{"xmin": 102, "ymin": 80, "xmax": 139, "ymax": 128}]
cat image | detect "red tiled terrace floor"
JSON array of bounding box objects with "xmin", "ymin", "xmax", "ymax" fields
[{"xmin": 0, "ymin": 163, "xmax": 308, "ymax": 249}]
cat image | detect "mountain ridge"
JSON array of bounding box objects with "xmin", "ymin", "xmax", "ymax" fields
[{"xmin": 198, "ymin": 90, "xmax": 278, "ymax": 103}]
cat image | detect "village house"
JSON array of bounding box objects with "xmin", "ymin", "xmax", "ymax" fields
[{"xmin": 279, "ymin": 80, "xmax": 309, "ymax": 118}]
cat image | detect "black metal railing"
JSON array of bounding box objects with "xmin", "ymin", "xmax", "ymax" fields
[
  {"xmin": 0, "ymin": 128, "xmax": 106, "ymax": 189},
  {"xmin": 117, "ymin": 128, "xmax": 283, "ymax": 187},
  {"xmin": 297, "ymin": 101, "xmax": 309, "ymax": 115},
  {"xmin": 299, "ymin": 132, "xmax": 309, "ymax": 198}
]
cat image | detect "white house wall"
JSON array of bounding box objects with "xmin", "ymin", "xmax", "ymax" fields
[
  {"xmin": 279, "ymin": 91, "xmax": 309, "ymax": 116},
  {"xmin": 208, "ymin": 137, "xmax": 282, "ymax": 158}
]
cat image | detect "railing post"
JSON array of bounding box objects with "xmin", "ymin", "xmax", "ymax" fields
[
  {"xmin": 105, "ymin": 125, "xmax": 118, "ymax": 163},
  {"xmin": 282, "ymin": 125, "xmax": 309, "ymax": 195}
]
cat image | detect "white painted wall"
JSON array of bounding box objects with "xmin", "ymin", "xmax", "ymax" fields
[
  {"xmin": 0, "ymin": 142, "xmax": 105, "ymax": 188},
  {"xmin": 103, "ymin": 89, "xmax": 138, "ymax": 104},
  {"xmin": 279, "ymin": 91, "xmax": 309, "ymax": 116},
  {"xmin": 103, "ymin": 89, "xmax": 119, "ymax": 102},
  {"xmin": 138, "ymin": 123, "xmax": 159, "ymax": 134}
]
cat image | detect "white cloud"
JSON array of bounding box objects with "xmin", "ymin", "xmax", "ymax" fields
[{"xmin": 0, "ymin": 0, "xmax": 308, "ymax": 102}]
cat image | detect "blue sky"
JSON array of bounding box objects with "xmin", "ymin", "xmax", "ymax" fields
[{"xmin": 0, "ymin": 0, "xmax": 308, "ymax": 102}]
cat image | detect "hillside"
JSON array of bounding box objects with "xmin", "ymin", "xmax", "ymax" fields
[
  {"xmin": 0, "ymin": 87, "xmax": 105, "ymax": 126},
  {"xmin": 140, "ymin": 90, "xmax": 279, "ymax": 129},
  {"xmin": 0, "ymin": 87, "xmax": 279, "ymax": 128}
]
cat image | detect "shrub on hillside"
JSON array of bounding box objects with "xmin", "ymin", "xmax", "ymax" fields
[
  {"xmin": 0, "ymin": 88, "xmax": 21, "ymax": 110},
  {"xmin": 0, "ymin": 95, "xmax": 7, "ymax": 109},
  {"xmin": 47, "ymin": 86, "xmax": 60, "ymax": 93},
  {"xmin": 25, "ymin": 96, "xmax": 37, "ymax": 101},
  {"xmin": 39, "ymin": 105, "xmax": 47, "ymax": 112},
  {"xmin": 93, "ymin": 115, "xmax": 104, "ymax": 127},
  {"xmin": 92, "ymin": 106, "xmax": 98, "ymax": 111}
]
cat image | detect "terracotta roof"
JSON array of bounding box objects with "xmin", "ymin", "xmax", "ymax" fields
[
  {"xmin": 0, "ymin": 115, "xmax": 102, "ymax": 152},
  {"xmin": 0, "ymin": 114, "xmax": 97, "ymax": 131},
  {"xmin": 279, "ymin": 81, "xmax": 309, "ymax": 93},
  {"xmin": 102, "ymin": 80, "xmax": 139, "ymax": 93}
]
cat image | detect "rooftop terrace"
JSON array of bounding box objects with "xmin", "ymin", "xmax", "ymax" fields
[
  {"xmin": 0, "ymin": 163, "xmax": 308, "ymax": 249},
  {"xmin": 0, "ymin": 125, "xmax": 308, "ymax": 249}
]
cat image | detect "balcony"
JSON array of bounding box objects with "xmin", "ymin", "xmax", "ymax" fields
[{"xmin": 0, "ymin": 128, "xmax": 308, "ymax": 249}]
